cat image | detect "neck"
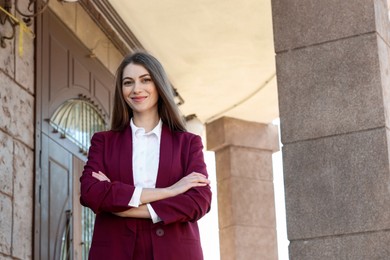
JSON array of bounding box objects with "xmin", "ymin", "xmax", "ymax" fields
[{"xmin": 132, "ymin": 112, "xmax": 160, "ymax": 132}]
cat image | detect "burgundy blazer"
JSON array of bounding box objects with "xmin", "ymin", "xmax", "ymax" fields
[{"xmin": 80, "ymin": 124, "xmax": 212, "ymax": 260}]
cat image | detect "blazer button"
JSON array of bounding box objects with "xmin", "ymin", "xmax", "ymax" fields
[{"xmin": 156, "ymin": 228, "xmax": 164, "ymax": 237}]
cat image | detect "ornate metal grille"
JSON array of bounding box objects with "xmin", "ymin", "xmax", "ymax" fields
[{"xmin": 49, "ymin": 95, "xmax": 107, "ymax": 154}]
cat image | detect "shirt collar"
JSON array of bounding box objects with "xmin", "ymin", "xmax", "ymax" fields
[{"xmin": 130, "ymin": 118, "xmax": 162, "ymax": 141}]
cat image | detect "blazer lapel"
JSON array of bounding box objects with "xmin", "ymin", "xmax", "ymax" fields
[
  {"xmin": 155, "ymin": 124, "xmax": 173, "ymax": 188},
  {"xmin": 118, "ymin": 126, "xmax": 134, "ymax": 185}
]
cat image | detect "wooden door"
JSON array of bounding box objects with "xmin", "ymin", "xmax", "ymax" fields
[{"xmin": 35, "ymin": 9, "xmax": 115, "ymax": 260}]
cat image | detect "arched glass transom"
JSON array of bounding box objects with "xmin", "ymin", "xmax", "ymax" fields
[{"xmin": 49, "ymin": 97, "xmax": 107, "ymax": 154}]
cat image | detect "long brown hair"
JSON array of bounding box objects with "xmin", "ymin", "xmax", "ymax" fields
[{"xmin": 111, "ymin": 51, "xmax": 186, "ymax": 132}]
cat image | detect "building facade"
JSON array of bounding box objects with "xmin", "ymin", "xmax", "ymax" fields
[{"xmin": 1, "ymin": 0, "xmax": 390, "ymax": 259}]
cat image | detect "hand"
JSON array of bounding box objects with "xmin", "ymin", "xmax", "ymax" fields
[
  {"xmin": 167, "ymin": 172, "xmax": 210, "ymax": 196},
  {"xmin": 92, "ymin": 171, "xmax": 111, "ymax": 182}
]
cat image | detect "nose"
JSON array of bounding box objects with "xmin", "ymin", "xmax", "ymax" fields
[{"xmin": 132, "ymin": 80, "xmax": 142, "ymax": 93}]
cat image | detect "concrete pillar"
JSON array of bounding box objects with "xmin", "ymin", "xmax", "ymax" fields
[
  {"xmin": 272, "ymin": 0, "xmax": 390, "ymax": 258},
  {"xmin": 206, "ymin": 117, "xmax": 279, "ymax": 260}
]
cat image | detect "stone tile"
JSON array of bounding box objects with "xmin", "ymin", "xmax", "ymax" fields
[
  {"xmin": 0, "ymin": 75, "xmax": 34, "ymax": 148},
  {"xmin": 218, "ymin": 177, "xmax": 276, "ymax": 229},
  {"xmin": 0, "ymin": 193, "xmax": 12, "ymax": 255},
  {"xmin": 0, "ymin": 131, "xmax": 13, "ymax": 195},
  {"xmin": 0, "ymin": 23, "xmax": 15, "ymax": 76},
  {"xmin": 0, "ymin": 74, "xmax": 12, "ymax": 133},
  {"xmin": 277, "ymin": 33, "xmax": 384, "ymax": 144},
  {"xmin": 15, "ymin": 13, "xmax": 34, "ymax": 95},
  {"xmin": 215, "ymin": 146, "xmax": 273, "ymax": 182},
  {"xmin": 206, "ymin": 117, "xmax": 279, "ymax": 152},
  {"xmin": 289, "ymin": 230, "xmax": 390, "ymax": 260},
  {"xmin": 12, "ymin": 140, "xmax": 33, "ymax": 260},
  {"xmin": 272, "ymin": 0, "xmax": 375, "ymax": 52},
  {"xmin": 283, "ymin": 128, "xmax": 390, "ymax": 240},
  {"xmin": 220, "ymin": 225, "xmax": 278, "ymax": 260}
]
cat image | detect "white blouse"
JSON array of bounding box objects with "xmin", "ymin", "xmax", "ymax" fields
[{"xmin": 128, "ymin": 118, "xmax": 162, "ymax": 223}]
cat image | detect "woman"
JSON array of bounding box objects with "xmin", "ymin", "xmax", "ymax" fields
[{"xmin": 80, "ymin": 51, "xmax": 212, "ymax": 260}]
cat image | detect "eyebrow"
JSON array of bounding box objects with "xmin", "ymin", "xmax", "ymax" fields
[{"xmin": 122, "ymin": 73, "xmax": 150, "ymax": 80}]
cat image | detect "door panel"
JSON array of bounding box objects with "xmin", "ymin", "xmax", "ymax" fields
[
  {"xmin": 48, "ymin": 36, "xmax": 69, "ymax": 101},
  {"xmin": 40, "ymin": 133, "xmax": 72, "ymax": 260}
]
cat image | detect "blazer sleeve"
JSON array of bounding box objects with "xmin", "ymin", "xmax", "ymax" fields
[
  {"xmin": 151, "ymin": 135, "xmax": 212, "ymax": 224},
  {"xmin": 80, "ymin": 132, "xmax": 135, "ymax": 214}
]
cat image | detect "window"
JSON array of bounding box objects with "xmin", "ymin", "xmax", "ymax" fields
[{"xmin": 49, "ymin": 96, "xmax": 107, "ymax": 154}]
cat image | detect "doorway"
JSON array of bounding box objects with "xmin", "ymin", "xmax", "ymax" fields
[{"xmin": 35, "ymin": 9, "xmax": 115, "ymax": 260}]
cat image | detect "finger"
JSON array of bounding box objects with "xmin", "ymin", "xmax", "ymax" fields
[
  {"xmin": 92, "ymin": 171, "xmax": 110, "ymax": 182},
  {"xmin": 187, "ymin": 177, "xmax": 210, "ymax": 186},
  {"xmin": 186, "ymin": 177, "xmax": 209, "ymax": 185},
  {"xmin": 93, "ymin": 171, "xmax": 104, "ymax": 176},
  {"xmin": 92, "ymin": 172, "xmax": 103, "ymax": 181},
  {"xmin": 201, "ymin": 179, "xmax": 211, "ymax": 184},
  {"xmin": 186, "ymin": 173, "xmax": 204, "ymax": 180},
  {"xmin": 191, "ymin": 172, "xmax": 208, "ymax": 178},
  {"xmin": 98, "ymin": 171, "xmax": 108, "ymax": 178},
  {"xmin": 190, "ymin": 182, "xmax": 209, "ymax": 189},
  {"xmin": 196, "ymin": 179, "xmax": 210, "ymax": 185},
  {"xmin": 192, "ymin": 174, "xmax": 209, "ymax": 182},
  {"xmin": 190, "ymin": 172, "xmax": 204, "ymax": 176}
]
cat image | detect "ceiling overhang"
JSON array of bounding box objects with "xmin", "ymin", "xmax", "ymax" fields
[{"xmin": 78, "ymin": 0, "xmax": 279, "ymax": 124}]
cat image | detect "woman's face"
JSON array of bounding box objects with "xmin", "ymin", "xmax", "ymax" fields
[{"xmin": 122, "ymin": 63, "xmax": 159, "ymax": 117}]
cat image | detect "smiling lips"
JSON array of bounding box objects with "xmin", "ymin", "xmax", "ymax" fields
[{"xmin": 131, "ymin": 96, "xmax": 147, "ymax": 102}]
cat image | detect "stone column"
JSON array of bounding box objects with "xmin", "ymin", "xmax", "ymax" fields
[
  {"xmin": 206, "ymin": 117, "xmax": 279, "ymax": 260},
  {"xmin": 272, "ymin": 0, "xmax": 390, "ymax": 258}
]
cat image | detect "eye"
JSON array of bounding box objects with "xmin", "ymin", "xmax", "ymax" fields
[
  {"xmin": 141, "ymin": 77, "xmax": 152, "ymax": 83},
  {"xmin": 122, "ymin": 79, "xmax": 134, "ymax": 86}
]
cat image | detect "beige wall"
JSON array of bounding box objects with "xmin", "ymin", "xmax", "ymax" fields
[{"xmin": 49, "ymin": 1, "xmax": 124, "ymax": 75}]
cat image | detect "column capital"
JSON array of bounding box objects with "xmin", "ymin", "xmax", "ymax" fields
[{"xmin": 206, "ymin": 117, "xmax": 279, "ymax": 152}]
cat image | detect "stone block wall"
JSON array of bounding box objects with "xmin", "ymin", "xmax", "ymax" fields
[{"xmin": 0, "ymin": 1, "xmax": 35, "ymax": 258}]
